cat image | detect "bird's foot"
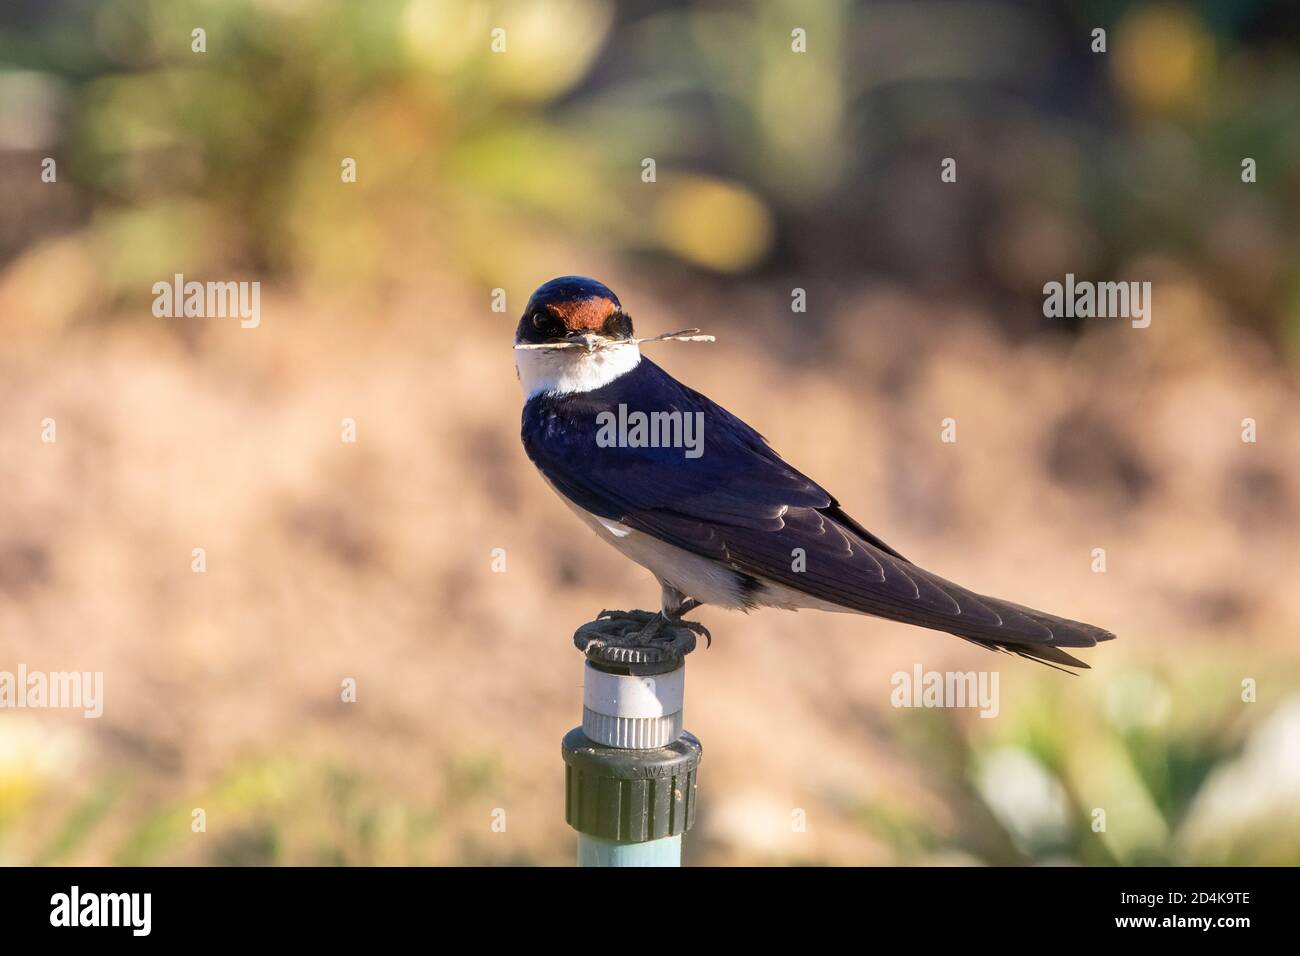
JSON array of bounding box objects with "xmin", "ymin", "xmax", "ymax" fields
[
  {"xmin": 632, "ymin": 611, "xmax": 668, "ymax": 644},
  {"xmin": 677, "ymin": 618, "xmax": 712, "ymax": 648},
  {"xmin": 583, "ymin": 606, "xmax": 709, "ymax": 648},
  {"xmin": 587, "ymin": 608, "xmax": 666, "ymax": 645},
  {"xmin": 663, "ymin": 599, "xmax": 712, "ymax": 648}
]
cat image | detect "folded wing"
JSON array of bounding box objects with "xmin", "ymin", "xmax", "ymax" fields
[{"xmin": 522, "ymin": 358, "xmax": 1115, "ymax": 668}]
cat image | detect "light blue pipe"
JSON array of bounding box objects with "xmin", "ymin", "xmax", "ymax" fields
[{"xmin": 578, "ymin": 833, "xmax": 682, "ymax": 867}]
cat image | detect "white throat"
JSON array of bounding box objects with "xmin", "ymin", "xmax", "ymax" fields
[{"xmin": 515, "ymin": 341, "xmax": 641, "ymax": 398}]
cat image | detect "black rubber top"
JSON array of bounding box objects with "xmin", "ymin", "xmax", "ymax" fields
[{"xmin": 573, "ymin": 609, "xmax": 697, "ymax": 675}]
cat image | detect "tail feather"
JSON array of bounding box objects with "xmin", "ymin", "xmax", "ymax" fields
[
  {"xmin": 814, "ymin": 505, "xmax": 1115, "ymax": 668},
  {"xmin": 940, "ymin": 600, "xmax": 1116, "ymax": 670}
]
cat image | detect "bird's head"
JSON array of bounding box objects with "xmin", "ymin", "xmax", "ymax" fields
[
  {"xmin": 513, "ymin": 276, "xmax": 713, "ymax": 397},
  {"xmin": 514, "ymin": 275, "xmax": 633, "ymax": 352}
]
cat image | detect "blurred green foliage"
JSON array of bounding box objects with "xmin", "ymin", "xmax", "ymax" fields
[
  {"xmin": 2, "ymin": 0, "xmax": 1297, "ymax": 343},
  {"xmin": 861, "ymin": 661, "xmax": 1300, "ymax": 865}
]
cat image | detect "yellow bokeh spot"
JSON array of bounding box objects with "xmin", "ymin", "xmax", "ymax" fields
[
  {"xmin": 1113, "ymin": 4, "xmax": 1214, "ymax": 113},
  {"xmin": 491, "ymin": 0, "xmax": 612, "ymax": 102},
  {"xmin": 405, "ymin": 0, "xmax": 613, "ymax": 103},
  {"xmin": 402, "ymin": 0, "xmax": 493, "ymax": 76},
  {"xmin": 652, "ymin": 176, "xmax": 774, "ymax": 274}
]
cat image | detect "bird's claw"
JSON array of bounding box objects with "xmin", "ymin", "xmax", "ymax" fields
[{"xmin": 676, "ymin": 618, "xmax": 712, "ymax": 648}]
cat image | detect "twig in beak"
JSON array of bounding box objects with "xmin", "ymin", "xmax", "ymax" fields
[
  {"xmin": 513, "ymin": 328, "xmax": 716, "ymax": 351},
  {"xmin": 630, "ymin": 328, "xmax": 716, "ymax": 346}
]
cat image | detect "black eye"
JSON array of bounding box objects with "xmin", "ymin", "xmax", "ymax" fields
[
  {"xmin": 603, "ymin": 311, "xmax": 632, "ymax": 339},
  {"xmin": 532, "ymin": 312, "xmax": 550, "ymax": 330}
]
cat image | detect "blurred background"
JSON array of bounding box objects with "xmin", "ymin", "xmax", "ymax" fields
[{"xmin": 1, "ymin": 0, "xmax": 1299, "ymax": 866}]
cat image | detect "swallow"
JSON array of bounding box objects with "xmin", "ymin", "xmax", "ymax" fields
[{"xmin": 515, "ymin": 276, "xmax": 1115, "ymax": 668}]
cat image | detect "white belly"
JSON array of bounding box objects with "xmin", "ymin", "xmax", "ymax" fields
[
  {"xmin": 551, "ymin": 487, "xmax": 858, "ymax": 616},
  {"xmin": 557, "ymin": 496, "xmax": 751, "ymax": 609}
]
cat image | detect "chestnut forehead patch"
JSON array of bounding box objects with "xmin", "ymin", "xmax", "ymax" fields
[{"xmin": 546, "ymin": 295, "xmax": 618, "ymax": 332}]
